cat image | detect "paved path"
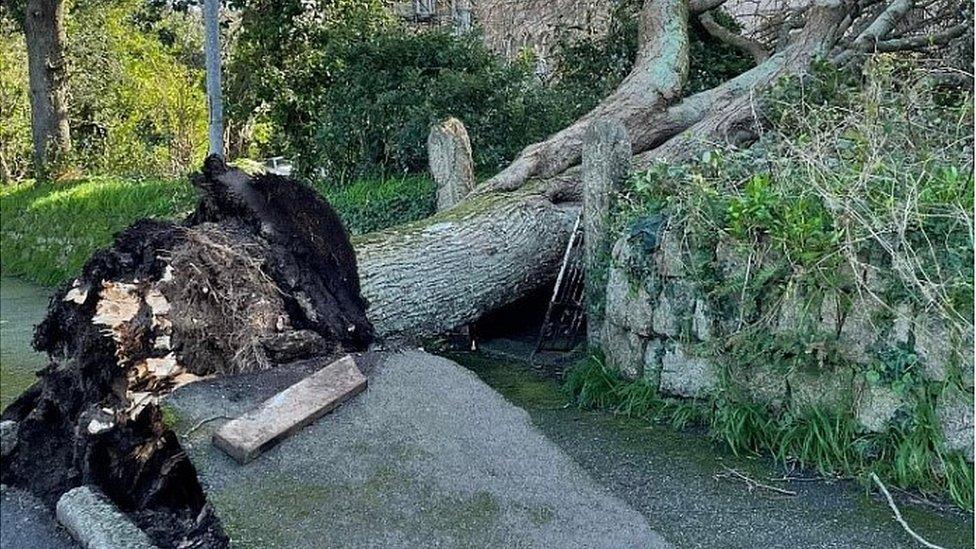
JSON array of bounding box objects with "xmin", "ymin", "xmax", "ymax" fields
[
  {"xmin": 167, "ymin": 351, "xmax": 669, "ymax": 548},
  {"xmin": 0, "ymin": 487, "xmax": 77, "ymax": 549},
  {"xmin": 455, "ymin": 352, "xmax": 976, "ymax": 549}
]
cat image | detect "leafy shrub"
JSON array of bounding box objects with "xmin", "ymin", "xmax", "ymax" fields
[
  {"xmin": 67, "ymin": 0, "xmax": 208, "ymax": 176},
  {"xmin": 314, "ymin": 175, "xmax": 435, "ymax": 235},
  {"xmin": 585, "ymin": 58, "xmax": 975, "ymax": 510},
  {"xmin": 0, "ymin": 16, "xmax": 32, "ymax": 183},
  {"xmin": 0, "ymin": 0, "xmax": 209, "ymax": 180},
  {"xmin": 625, "ymin": 59, "xmax": 974, "ymax": 338},
  {"xmin": 228, "ymin": 0, "xmax": 587, "ymax": 181}
]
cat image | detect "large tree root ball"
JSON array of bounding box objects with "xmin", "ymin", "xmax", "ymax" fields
[{"xmin": 1, "ymin": 156, "xmax": 374, "ymax": 548}]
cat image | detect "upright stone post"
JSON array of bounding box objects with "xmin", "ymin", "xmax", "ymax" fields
[
  {"xmin": 428, "ymin": 117, "xmax": 476, "ymax": 211},
  {"xmin": 582, "ymin": 119, "xmax": 631, "ymax": 346}
]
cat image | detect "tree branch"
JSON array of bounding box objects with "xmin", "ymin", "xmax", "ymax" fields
[
  {"xmin": 874, "ymin": 22, "xmax": 969, "ymax": 51},
  {"xmin": 634, "ymin": 0, "xmax": 854, "ymax": 167},
  {"xmin": 699, "ymin": 11, "xmax": 770, "ymax": 63},
  {"xmin": 833, "ymin": 0, "xmax": 915, "ymax": 63},
  {"xmin": 689, "ymin": 0, "xmax": 727, "ymax": 14},
  {"xmin": 475, "ymin": 0, "xmax": 690, "ymax": 194}
]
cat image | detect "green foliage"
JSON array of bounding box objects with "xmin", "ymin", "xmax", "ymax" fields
[
  {"xmin": 67, "ymin": 0, "xmax": 208, "ymax": 176},
  {"xmin": 563, "ymin": 353, "xmax": 627, "ymax": 412},
  {"xmin": 1, "ymin": 0, "xmax": 209, "ymax": 180},
  {"xmin": 313, "ymin": 175, "xmax": 435, "ymax": 235},
  {"xmin": 0, "ymin": 16, "xmax": 32, "ymax": 183},
  {"xmin": 708, "ymin": 397, "xmax": 773, "ymax": 457},
  {"xmin": 0, "ymin": 177, "xmax": 196, "ymax": 285},
  {"xmin": 624, "ymin": 59, "xmax": 973, "ymax": 342},
  {"xmin": 227, "ymin": 1, "xmax": 583, "ymax": 180},
  {"xmin": 865, "ymin": 345, "xmax": 922, "ymax": 396}
]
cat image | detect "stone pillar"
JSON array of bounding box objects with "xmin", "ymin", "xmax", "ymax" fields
[
  {"xmin": 428, "ymin": 117, "xmax": 476, "ymax": 211},
  {"xmin": 582, "ymin": 119, "xmax": 631, "ymax": 346}
]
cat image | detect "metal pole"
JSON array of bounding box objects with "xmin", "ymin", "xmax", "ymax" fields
[{"xmin": 203, "ymin": 0, "xmax": 224, "ymax": 157}]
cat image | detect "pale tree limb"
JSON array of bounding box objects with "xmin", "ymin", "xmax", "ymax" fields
[
  {"xmin": 631, "ymin": 0, "xmax": 853, "ymax": 166},
  {"xmin": 833, "ymin": 0, "xmax": 915, "ymax": 63},
  {"xmin": 355, "ymin": 189, "xmax": 578, "ymax": 338},
  {"xmin": 875, "ymin": 22, "xmax": 970, "ymax": 52},
  {"xmin": 483, "ymin": 0, "xmax": 854, "ymax": 206},
  {"xmin": 689, "ymin": 0, "xmax": 728, "ymax": 14},
  {"xmin": 870, "ymin": 473, "xmax": 949, "ymax": 549},
  {"xmin": 477, "ymin": 0, "xmax": 690, "ymax": 194},
  {"xmin": 699, "ymin": 11, "xmax": 771, "ymax": 63}
]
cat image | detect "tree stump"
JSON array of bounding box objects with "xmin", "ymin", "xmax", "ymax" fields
[
  {"xmin": 582, "ymin": 119, "xmax": 631, "ymax": 346},
  {"xmin": 428, "ymin": 117, "xmax": 476, "ymax": 211}
]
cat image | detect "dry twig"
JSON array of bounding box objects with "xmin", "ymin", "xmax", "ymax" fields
[
  {"xmin": 870, "ymin": 472, "xmax": 948, "ymax": 549},
  {"xmin": 715, "ymin": 466, "xmax": 798, "ymax": 496}
]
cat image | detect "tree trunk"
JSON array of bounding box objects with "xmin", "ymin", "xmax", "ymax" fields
[
  {"xmin": 354, "ymin": 189, "xmax": 578, "ymax": 339},
  {"xmin": 24, "ymin": 0, "xmax": 70, "ymax": 175}
]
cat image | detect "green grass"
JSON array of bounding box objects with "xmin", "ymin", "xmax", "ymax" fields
[
  {"xmin": 312, "ymin": 174, "xmax": 436, "ymax": 236},
  {"xmin": 1, "ymin": 176, "xmax": 197, "ymax": 286},
  {"xmin": 564, "ymin": 355, "xmax": 974, "ymax": 510},
  {"xmin": 1, "ymin": 173, "xmax": 435, "ymax": 286}
]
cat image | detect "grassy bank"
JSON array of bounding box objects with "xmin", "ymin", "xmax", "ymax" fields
[{"xmin": 0, "ymin": 174, "xmax": 434, "ymax": 286}]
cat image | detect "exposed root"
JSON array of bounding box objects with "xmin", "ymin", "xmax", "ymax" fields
[{"xmin": 1, "ymin": 157, "xmax": 374, "ymax": 548}]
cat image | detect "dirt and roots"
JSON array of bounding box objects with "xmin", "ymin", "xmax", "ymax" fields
[{"xmin": 1, "ymin": 156, "xmax": 373, "ymax": 548}]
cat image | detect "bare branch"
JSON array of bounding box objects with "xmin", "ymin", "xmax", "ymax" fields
[
  {"xmin": 833, "ymin": 0, "xmax": 916, "ymax": 63},
  {"xmin": 871, "ymin": 473, "xmax": 949, "ymax": 549},
  {"xmin": 875, "ymin": 22, "xmax": 969, "ymax": 51},
  {"xmin": 855, "ymin": 0, "xmax": 914, "ymax": 45},
  {"xmin": 700, "ymin": 11, "xmax": 771, "ymax": 62}
]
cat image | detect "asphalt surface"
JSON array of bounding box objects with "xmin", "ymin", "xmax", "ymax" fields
[
  {"xmin": 167, "ymin": 350, "xmax": 668, "ymax": 548},
  {"xmin": 454, "ymin": 351, "xmax": 976, "ymax": 549},
  {"xmin": 0, "ymin": 486, "xmax": 77, "ymax": 549}
]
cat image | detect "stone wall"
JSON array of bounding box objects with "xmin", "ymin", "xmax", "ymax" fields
[
  {"xmin": 472, "ymin": 0, "xmax": 612, "ymax": 63},
  {"xmin": 600, "ymin": 216, "xmax": 974, "ymax": 461}
]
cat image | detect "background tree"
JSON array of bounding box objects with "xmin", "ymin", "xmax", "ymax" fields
[{"xmin": 23, "ymin": 0, "xmax": 71, "ymax": 176}]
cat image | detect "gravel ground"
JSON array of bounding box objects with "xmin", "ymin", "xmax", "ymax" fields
[
  {"xmin": 166, "ymin": 350, "xmax": 668, "ymax": 548},
  {"xmin": 0, "ymin": 486, "xmax": 77, "ymax": 549}
]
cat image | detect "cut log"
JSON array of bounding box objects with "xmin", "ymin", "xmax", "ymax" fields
[{"xmin": 428, "ymin": 117, "xmax": 476, "ymax": 211}]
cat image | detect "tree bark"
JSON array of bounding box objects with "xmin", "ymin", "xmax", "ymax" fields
[
  {"xmin": 24, "ymin": 0, "xmax": 70, "ymax": 175},
  {"xmin": 354, "ymin": 189, "xmax": 578, "ymax": 339}
]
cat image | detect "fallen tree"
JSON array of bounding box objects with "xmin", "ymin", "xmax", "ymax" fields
[{"xmin": 355, "ymin": 0, "xmax": 970, "ymax": 337}]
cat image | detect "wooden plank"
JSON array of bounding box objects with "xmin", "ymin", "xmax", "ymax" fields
[{"xmin": 212, "ymin": 355, "xmax": 367, "ymax": 464}]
